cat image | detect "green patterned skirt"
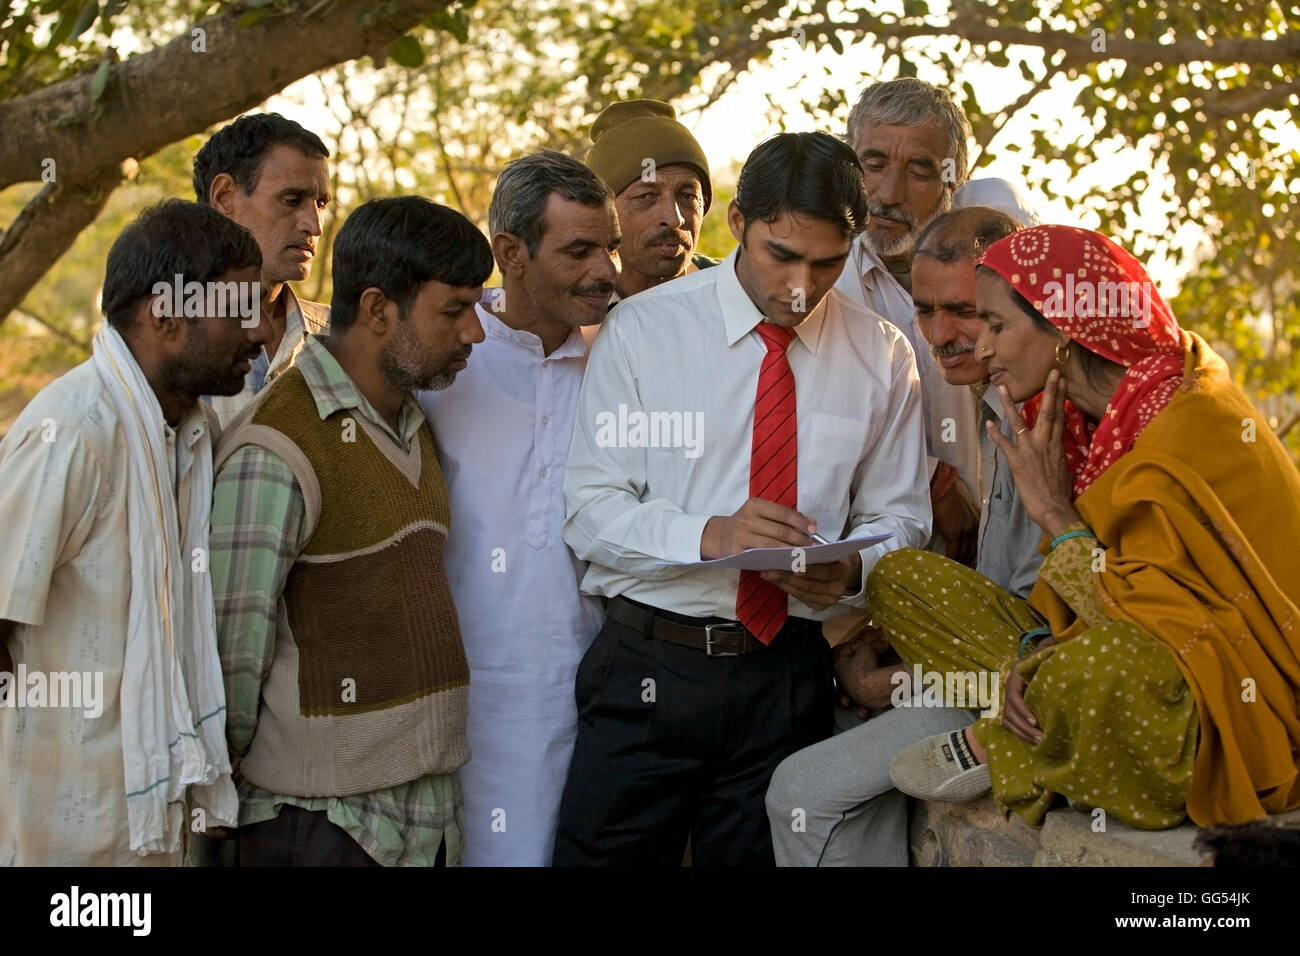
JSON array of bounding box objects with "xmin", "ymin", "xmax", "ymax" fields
[{"xmin": 866, "ymin": 548, "xmax": 1198, "ymax": 830}]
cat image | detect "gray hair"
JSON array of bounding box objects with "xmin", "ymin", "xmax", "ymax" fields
[
  {"xmin": 845, "ymin": 78, "xmax": 973, "ymax": 188},
  {"xmin": 488, "ymin": 150, "xmax": 613, "ymax": 256}
]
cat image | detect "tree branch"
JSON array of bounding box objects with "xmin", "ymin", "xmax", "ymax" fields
[
  {"xmin": 848, "ymin": 13, "xmax": 1300, "ymax": 71},
  {"xmin": 1276, "ymin": 408, "xmax": 1300, "ymax": 441},
  {"xmin": 13, "ymin": 308, "xmax": 93, "ymax": 355},
  {"xmin": 0, "ymin": 0, "xmax": 450, "ymax": 325},
  {"xmin": 429, "ymin": 65, "xmax": 469, "ymax": 218},
  {"xmin": 0, "ymin": 0, "xmax": 450, "ymax": 192},
  {"xmin": 0, "ymin": 165, "xmax": 123, "ymax": 325},
  {"xmin": 970, "ymin": 55, "xmax": 1061, "ymax": 164},
  {"xmin": 1202, "ymin": 79, "xmax": 1300, "ymax": 118}
]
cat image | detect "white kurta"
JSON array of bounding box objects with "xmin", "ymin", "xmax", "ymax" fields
[
  {"xmin": 0, "ymin": 360, "xmax": 214, "ymax": 865},
  {"xmin": 419, "ymin": 305, "xmax": 602, "ymax": 867}
]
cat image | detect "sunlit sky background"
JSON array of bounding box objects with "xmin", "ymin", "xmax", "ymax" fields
[
  {"xmin": 256, "ymin": 6, "xmax": 1300, "ymax": 297},
  {"xmin": 85, "ymin": 1, "xmax": 1295, "ymax": 298}
]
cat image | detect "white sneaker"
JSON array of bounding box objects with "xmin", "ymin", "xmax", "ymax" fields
[{"xmin": 890, "ymin": 729, "xmax": 992, "ymax": 802}]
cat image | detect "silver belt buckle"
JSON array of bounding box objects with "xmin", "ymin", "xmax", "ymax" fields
[{"xmin": 704, "ymin": 622, "xmax": 747, "ymax": 657}]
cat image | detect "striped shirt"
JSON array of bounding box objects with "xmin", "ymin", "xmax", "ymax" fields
[{"xmin": 210, "ymin": 335, "xmax": 463, "ymax": 866}]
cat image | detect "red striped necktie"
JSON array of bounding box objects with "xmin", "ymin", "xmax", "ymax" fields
[{"xmin": 735, "ymin": 322, "xmax": 797, "ymax": 645}]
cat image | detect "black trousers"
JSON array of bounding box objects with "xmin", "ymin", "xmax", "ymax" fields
[
  {"xmin": 552, "ymin": 599, "xmax": 835, "ymax": 867},
  {"xmin": 238, "ymin": 804, "xmax": 447, "ymax": 867}
]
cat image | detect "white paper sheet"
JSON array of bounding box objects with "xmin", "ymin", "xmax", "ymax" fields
[{"xmin": 670, "ymin": 531, "xmax": 893, "ymax": 571}]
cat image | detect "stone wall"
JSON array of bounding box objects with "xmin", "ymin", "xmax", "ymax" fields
[{"xmin": 910, "ymin": 798, "xmax": 1300, "ymax": 866}]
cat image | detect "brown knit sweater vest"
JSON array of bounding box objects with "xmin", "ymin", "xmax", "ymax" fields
[{"xmin": 215, "ymin": 367, "xmax": 469, "ymax": 798}]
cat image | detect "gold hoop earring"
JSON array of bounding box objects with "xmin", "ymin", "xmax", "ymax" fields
[{"xmin": 1054, "ymin": 340, "xmax": 1070, "ymax": 368}]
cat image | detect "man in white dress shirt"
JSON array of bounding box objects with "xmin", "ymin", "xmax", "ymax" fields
[
  {"xmin": 419, "ymin": 151, "xmax": 620, "ymax": 866},
  {"xmin": 554, "ymin": 132, "xmax": 931, "ymax": 866}
]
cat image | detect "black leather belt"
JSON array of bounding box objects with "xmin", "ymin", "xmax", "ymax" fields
[{"xmin": 607, "ymin": 595, "xmax": 817, "ymax": 657}]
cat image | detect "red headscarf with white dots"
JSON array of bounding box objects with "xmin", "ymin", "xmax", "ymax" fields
[{"xmin": 978, "ymin": 225, "xmax": 1185, "ymax": 498}]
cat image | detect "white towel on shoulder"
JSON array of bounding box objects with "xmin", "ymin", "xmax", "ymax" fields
[{"xmin": 92, "ymin": 325, "xmax": 238, "ymax": 855}]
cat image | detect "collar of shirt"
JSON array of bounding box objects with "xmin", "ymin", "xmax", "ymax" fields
[
  {"xmin": 161, "ymin": 402, "xmax": 213, "ymax": 495},
  {"xmin": 716, "ymin": 247, "xmax": 826, "ymax": 355},
  {"xmin": 477, "ymin": 302, "xmax": 589, "ymax": 361},
  {"xmin": 602, "ymin": 252, "xmax": 715, "ymax": 313},
  {"xmin": 293, "ymin": 334, "xmax": 424, "ymax": 448},
  {"xmin": 263, "ymin": 285, "xmax": 308, "ymax": 382},
  {"xmin": 977, "ymin": 380, "xmax": 1013, "ymax": 424},
  {"xmin": 852, "ymin": 237, "xmax": 908, "ymax": 301},
  {"xmin": 176, "ymin": 404, "xmax": 212, "ymax": 450}
]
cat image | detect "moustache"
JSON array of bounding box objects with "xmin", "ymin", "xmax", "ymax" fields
[
  {"xmin": 649, "ymin": 229, "xmax": 690, "ymax": 248},
  {"xmin": 573, "ymin": 283, "xmax": 615, "ymax": 298},
  {"xmin": 868, "ymin": 203, "xmax": 915, "ymax": 227},
  {"xmin": 931, "ymin": 342, "xmax": 976, "ymax": 358}
]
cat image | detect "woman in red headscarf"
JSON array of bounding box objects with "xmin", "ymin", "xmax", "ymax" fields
[{"xmin": 875, "ymin": 225, "xmax": 1300, "ymax": 829}]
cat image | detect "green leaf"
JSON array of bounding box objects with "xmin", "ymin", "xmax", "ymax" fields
[
  {"xmin": 450, "ymin": 16, "xmax": 471, "ymax": 44},
  {"xmin": 389, "ymin": 34, "xmax": 425, "ymax": 68},
  {"xmin": 49, "ymin": 5, "xmax": 78, "ymax": 46},
  {"xmin": 426, "ymin": 9, "xmax": 470, "ymax": 43},
  {"xmin": 71, "ymin": 1, "xmax": 99, "ymax": 40},
  {"xmin": 236, "ymin": 8, "xmax": 267, "ymax": 28},
  {"xmin": 90, "ymin": 58, "xmax": 110, "ymax": 102}
]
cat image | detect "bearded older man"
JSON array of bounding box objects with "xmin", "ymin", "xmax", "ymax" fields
[{"xmin": 835, "ymin": 78, "xmax": 982, "ymax": 564}]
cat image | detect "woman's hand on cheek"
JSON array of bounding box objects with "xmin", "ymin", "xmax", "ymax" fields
[{"xmin": 988, "ymin": 369, "xmax": 1081, "ymax": 537}]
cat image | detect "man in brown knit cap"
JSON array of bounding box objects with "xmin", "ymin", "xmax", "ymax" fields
[{"xmin": 586, "ymin": 99, "xmax": 716, "ymax": 303}]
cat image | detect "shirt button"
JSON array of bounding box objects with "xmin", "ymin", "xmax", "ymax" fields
[
  {"xmin": 539, "ymin": 466, "xmax": 548, "ymax": 477},
  {"xmin": 541, "ymin": 416, "xmax": 548, "ymax": 426}
]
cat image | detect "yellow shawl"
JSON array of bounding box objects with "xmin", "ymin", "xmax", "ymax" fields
[{"xmin": 1029, "ymin": 330, "xmax": 1300, "ymax": 825}]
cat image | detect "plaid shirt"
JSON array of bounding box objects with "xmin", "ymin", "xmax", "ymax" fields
[{"xmin": 210, "ymin": 335, "xmax": 463, "ymax": 866}]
